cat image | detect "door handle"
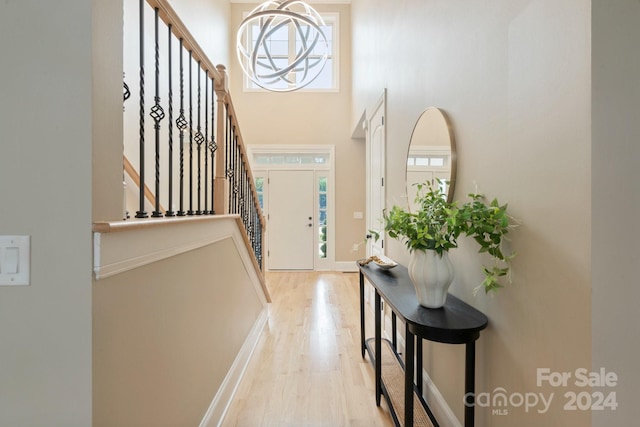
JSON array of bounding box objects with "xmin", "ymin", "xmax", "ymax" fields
[
  {"xmin": 366, "ymin": 234, "xmax": 372, "ymax": 239},
  {"xmin": 308, "ymin": 224, "xmax": 313, "ymax": 227}
]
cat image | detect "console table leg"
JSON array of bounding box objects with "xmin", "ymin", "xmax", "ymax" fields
[
  {"xmin": 392, "ymin": 312, "xmax": 397, "ymax": 351},
  {"xmin": 465, "ymin": 342, "xmax": 476, "ymax": 427},
  {"xmin": 375, "ymin": 291, "xmax": 382, "ymax": 406},
  {"xmin": 405, "ymin": 326, "xmax": 415, "ymax": 427},
  {"xmin": 416, "ymin": 338, "xmax": 423, "ymax": 396},
  {"xmin": 359, "ymin": 272, "xmax": 365, "ymax": 358}
]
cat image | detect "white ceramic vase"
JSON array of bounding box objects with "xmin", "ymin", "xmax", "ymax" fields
[{"xmin": 408, "ymin": 249, "xmax": 455, "ymax": 308}]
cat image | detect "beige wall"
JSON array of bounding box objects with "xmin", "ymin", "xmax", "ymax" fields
[
  {"xmin": 352, "ymin": 0, "xmax": 592, "ymax": 425},
  {"xmin": 93, "ymin": 238, "xmax": 263, "ymax": 426},
  {"xmin": 170, "ymin": 0, "xmax": 231, "ymax": 67},
  {"xmin": 0, "ymin": 0, "xmax": 93, "ymax": 425},
  {"xmin": 229, "ymin": 3, "xmax": 367, "ymax": 263},
  {"xmin": 592, "ymin": 1, "xmax": 640, "ymax": 425}
]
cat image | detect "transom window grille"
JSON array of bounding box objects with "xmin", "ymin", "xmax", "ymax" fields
[{"xmin": 254, "ymin": 153, "xmax": 330, "ymax": 166}]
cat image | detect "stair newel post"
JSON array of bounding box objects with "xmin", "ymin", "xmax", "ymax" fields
[
  {"xmin": 214, "ymin": 64, "xmax": 229, "ymax": 215},
  {"xmin": 136, "ymin": 0, "xmax": 148, "ymax": 218}
]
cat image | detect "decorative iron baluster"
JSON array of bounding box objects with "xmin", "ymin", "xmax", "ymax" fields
[
  {"xmin": 243, "ymin": 164, "xmax": 249, "ymax": 227},
  {"xmin": 165, "ymin": 24, "xmax": 175, "ymax": 217},
  {"xmin": 232, "ymin": 133, "xmax": 239, "ymax": 214},
  {"xmin": 123, "ymin": 72, "xmax": 130, "ymax": 112},
  {"xmin": 256, "ymin": 209, "xmax": 263, "ymax": 268},
  {"xmin": 195, "ymin": 62, "xmax": 204, "ymax": 215},
  {"xmin": 150, "ymin": 7, "xmax": 165, "ymax": 218},
  {"xmin": 176, "ymin": 39, "xmax": 187, "ymax": 216},
  {"xmin": 209, "ymin": 77, "xmax": 216, "ymax": 214},
  {"xmin": 136, "ymin": 0, "xmax": 148, "ymax": 218},
  {"xmin": 188, "ymin": 51, "xmax": 194, "ymax": 215},
  {"xmin": 204, "ymin": 73, "xmax": 209, "ymax": 214},
  {"xmin": 238, "ymin": 141, "xmax": 242, "ymax": 216}
]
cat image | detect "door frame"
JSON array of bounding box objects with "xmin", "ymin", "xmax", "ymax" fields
[
  {"xmin": 247, "ymin": 145, "xmax": 336, "ymax": 271},
  {"xmin": 365, "ymin": 89, "xmax": 387, "ymax": 257}
]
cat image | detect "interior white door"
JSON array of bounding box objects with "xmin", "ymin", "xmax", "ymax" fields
[
  {"xmin": 366, "ymin": 92, "xmax": 386, "ymax": 257},
  {"xmin": 268, "ymin": 170, "xmax": 315, "ymax": 270}
]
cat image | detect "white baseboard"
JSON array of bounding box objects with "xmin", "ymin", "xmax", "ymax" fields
[
  {"xmin": 199, "ymin": 307, "xmax": 268, "ymax": 427},
  {"xmin": 334, "ymin": 261, "xmax": 359, "ymax": 272},
  {"xmin": 421, "ymin": 371, "xmax": 463, "ymax": 427}
]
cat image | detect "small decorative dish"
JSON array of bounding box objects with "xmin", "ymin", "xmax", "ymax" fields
[{"xmin": 372, "ymin": 255, "xmax": 398, "ymax": 270}]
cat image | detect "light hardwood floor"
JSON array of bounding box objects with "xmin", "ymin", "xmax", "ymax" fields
[{"xmin": 221, "ymin": 271, "xmax": 394, "ymax": 427}]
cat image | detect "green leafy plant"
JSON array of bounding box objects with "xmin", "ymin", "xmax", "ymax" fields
[{"xmin": 372, "ymin": 181, "xmax": 517, "ymax": 294}]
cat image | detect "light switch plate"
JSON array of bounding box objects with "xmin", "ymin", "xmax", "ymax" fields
[{"xmin": 0, "ymin": 235, "xmax": 30, "ymax": 286}]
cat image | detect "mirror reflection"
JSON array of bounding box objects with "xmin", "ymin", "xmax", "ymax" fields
[{"xmin": 406, "ymin": 107, "xmax": 456, "ymax": 211}]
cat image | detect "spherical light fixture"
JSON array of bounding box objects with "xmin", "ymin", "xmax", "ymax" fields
[{"xmin": 236, "ymin": 0, "xmax": 329, "ymax": 92}]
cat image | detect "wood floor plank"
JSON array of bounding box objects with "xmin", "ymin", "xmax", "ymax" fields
[{"xmin": 221, "ymin": 271, "xmax": 394, "ymax": 427}]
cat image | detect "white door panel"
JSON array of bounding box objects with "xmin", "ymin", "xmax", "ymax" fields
[{"xmin": 268, "ymin": 170, "xmax": 315, "ymax": 270}]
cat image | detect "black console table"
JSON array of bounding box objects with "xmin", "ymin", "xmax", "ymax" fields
[{"xmin": 357, "ymin": 261, "xmax": 488, "ymax": 427}]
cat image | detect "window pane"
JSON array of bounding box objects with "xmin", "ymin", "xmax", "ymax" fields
[
  {"xmin": 319, "ymin": 210, "xmax": 326, "ymax": 225},
  {"xmin": 415, "ymin": 157, "xmax": 429, "ymax": 166},
  {"xmin": 285, "ymin": 155, "xmax": 301, "ymax": 164},
  {"xmin": 247, "ymin": 16, "xmax": 336, "ymax": 91},
  {"xmin": 431, "ymin": 157, "xmax": 445, "ymax": 166},
  {"xmin": 319, "ymin": 193, "xmax": 327, "ymax": 209},
  {"xmin": 318, "ymin": 225, "xmax": 327, "ymax": 241},
  {"xmin": 319, "ymin": 242, "xmax": 327, "ymax": 258},
  {"xmin": 255, "ymin": 155, "xmax": 270, "ymax": 165},
  {"xmin": 269, "ymin": 155, "xmax": 285, "ymax": 164},
  {"xmin": 255, "ymin": 177, "xmax": 264, "ymax": 192},
  {"xmin": 306, "ymin": 62, "xmax": 332, "ymax": 89},
  {"xmin": 318, "ymin": 177, "xmax": 327, "ymax": 192}
]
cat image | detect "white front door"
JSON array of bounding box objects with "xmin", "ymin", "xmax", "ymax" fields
[
  {"xmin": 268, "ymin": 170, "xmax": 315, "ymax": 270},
  {"xmin": 366, "ymin": 91, "xmax": 386, "ymax": 258}
]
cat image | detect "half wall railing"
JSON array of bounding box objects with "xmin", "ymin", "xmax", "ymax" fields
[{"xmin": 123, "ymin": 0, "xmax": 265, "ymax": 270}]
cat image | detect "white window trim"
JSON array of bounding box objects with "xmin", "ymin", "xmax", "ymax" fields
[{"xmin": 241, "ymin": 12, "xmax": 340, "ymax": 93}]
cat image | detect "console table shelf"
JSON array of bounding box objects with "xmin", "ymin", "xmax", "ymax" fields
[
  {"xmin": 365, "ymin": 337, "xmax": 436, "ymax": 427},
  {"xmin": 357, "ymin": 261, "xmax": 488, "ymax": 427}
]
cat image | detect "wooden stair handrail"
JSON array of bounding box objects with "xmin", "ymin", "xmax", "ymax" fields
[{"xmin": 146, "ymin": 0, "xmax": 222, "ymax": 82}]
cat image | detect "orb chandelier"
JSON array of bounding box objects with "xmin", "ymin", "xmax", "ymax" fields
[{"xmin": 236, "ymin": 0, "xmax": 329, "ymax": 92}]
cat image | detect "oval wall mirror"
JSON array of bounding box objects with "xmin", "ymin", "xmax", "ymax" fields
[{"xmin": 406, "ymin": 107, "xmax": 457, "ymax": 211}]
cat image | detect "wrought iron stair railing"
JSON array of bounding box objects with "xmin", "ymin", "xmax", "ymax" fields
[{"xmin": 123, "ymin": 0, "xmax": 265, "ymax": 271}]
